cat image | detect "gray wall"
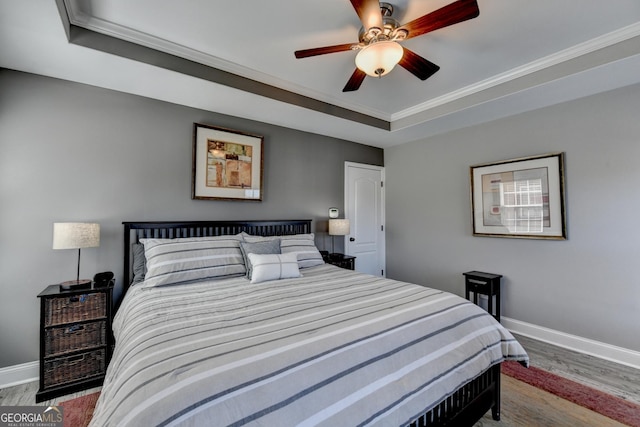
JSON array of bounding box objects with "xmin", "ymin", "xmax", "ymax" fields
[
  {"xmin": 385, "ymin": 83, "xmax": 640, "ymax": 352},
  {"xmin": 0, "ymin": 69, "xmax": 383, "ymax": 368}
]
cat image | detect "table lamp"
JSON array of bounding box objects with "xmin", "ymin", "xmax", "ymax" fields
[
  {"xmin": 53, "ymin": 222, "xmax": 100, "ymax": 290},
  {"xmin": 328, "ymin": 219, "xmax": 350, "ymax": 256}
]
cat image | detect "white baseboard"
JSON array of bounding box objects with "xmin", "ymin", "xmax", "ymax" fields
[
  {"xmin": 502, "ymin": 316, "xmax": 640, "ymax": 370},
  {"xmin": 0, "ymin": 361, "xmax": 38, "ymax": 388},
  {"xmin": 2, "ymin": 319, "xmax": 638, "ymax": 388}
]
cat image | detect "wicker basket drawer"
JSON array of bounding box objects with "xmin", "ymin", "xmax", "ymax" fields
[
  {"xmin": 45, "ymin": 292, "xmax": 106, "ymax": 327},
  {"xmin": 45, "ymin": 320, "xmax": 106, "ymax": 357},
  {"xmin": 43, "ymin": 348, "xmax": 106, "ymax": 388}
]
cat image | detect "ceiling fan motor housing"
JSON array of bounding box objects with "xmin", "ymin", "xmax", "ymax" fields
[
  {"xmin": 357, "ymin": 3, "xmax": 407, "ymax": 44},
  {"xmin": 379, "ymin": 2, "xmax": 394, "ymax": 17}
]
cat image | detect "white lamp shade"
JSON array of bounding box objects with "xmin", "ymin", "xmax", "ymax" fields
[
  {"xmin": 355, "ymin": 41, "xmax": 404, "ymax": 77},
  {"xmin": 328, "ymin": 219, "xmax": 350, "ymax": 236},
  {"xmin": 53, "ymin": 223, "xmax": 100, "ymax": 249}
]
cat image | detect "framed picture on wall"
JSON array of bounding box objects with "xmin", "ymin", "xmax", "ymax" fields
[
  {"xmin": 470, "ymin": 152, "xmax": 567, "ymax": 239},
  {"xmin": 192, "ymin": 123, "xmax": 264, "ymax": 201}
]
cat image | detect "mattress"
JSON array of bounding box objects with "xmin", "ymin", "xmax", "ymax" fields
[{"xmin": 90, "ymin": 264, "xmax": 528, "ymax": 426}]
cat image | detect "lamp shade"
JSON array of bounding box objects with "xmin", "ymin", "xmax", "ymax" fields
[
  {"xmin": 328, "ymin": 219, "xmax": 350, "ymax": 236},
  {"xmin": 53, "ymin": 223, "xmax": 100, "ymax": 249},
  {"xmin": 355, "ymin": 40, "xmax": 404, "ymax": 77}
]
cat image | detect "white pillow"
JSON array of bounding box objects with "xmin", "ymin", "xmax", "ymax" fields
[
  {"xmin": 244, "ymin": 233, "xmax": 325, "ymax": 269},
  {"xmin": 247, "ymin": 253, "xmax": 301, "ymax": 284}
]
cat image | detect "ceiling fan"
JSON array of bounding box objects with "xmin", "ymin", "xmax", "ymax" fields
[{"xmin": 294, "ymin": 0, "xmax": 479, "ymax": 92}]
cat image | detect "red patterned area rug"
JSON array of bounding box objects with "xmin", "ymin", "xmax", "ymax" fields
[
  {"xmin": 502, "ymin": 361, "xmax": 640, "ymax": 427},
  {"xmin": 58, "ymin": 391, "xmax": 100, "ymax": 427}
]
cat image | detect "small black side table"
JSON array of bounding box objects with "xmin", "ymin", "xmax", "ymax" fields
[
  {"xmin": 463, "ymin": 271, "xmax": 502, "ymax": 322},
  {"xmin": 321, "ymin": 251, "xmax": 356, "ymax": 270}
]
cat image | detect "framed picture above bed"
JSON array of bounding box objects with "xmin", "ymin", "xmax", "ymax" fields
[
  {"xmin": 192, "ymin": 123, "xmax": 264, "ymax": 201},
  {"xmin": 470, "ymin": 152, "xmax": 567, "ymax": 240}
]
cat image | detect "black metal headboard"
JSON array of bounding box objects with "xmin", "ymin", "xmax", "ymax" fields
[{"xmin": 122, "ymin": 219, "xmax": 312, "ymax": 294}]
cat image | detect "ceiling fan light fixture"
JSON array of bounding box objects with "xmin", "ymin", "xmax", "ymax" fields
[{"xmin": 355, "ymin": 40, "xmax": 403, "ymax": 77}]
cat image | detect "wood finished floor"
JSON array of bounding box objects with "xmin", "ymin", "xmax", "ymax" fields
[
  {"xmin": 511, "ymin": 334, "xmax": 639, "ymax": 406},
  {"xmin": 1, "ymin": 333, "xmax": 638, "ymax": 425},
  {"xmin": 476, "ymin": 375, "xmax": 628, "ymax": 427},
  {"xmin": 476, "ymin": 333, "xmax": 640, "ymax": 427}
]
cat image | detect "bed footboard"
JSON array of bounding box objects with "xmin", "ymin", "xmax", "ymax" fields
[{"xmin": 408, "ymin": 363, "xmax": 501, "ymax": 427}]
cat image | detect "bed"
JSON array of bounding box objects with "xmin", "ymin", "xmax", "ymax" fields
[{"xmin": 89, "ymin": 219, "xmax": 528, "ymax": 426}]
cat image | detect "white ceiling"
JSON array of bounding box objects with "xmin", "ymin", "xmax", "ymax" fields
[{"xmin": 2, "ymin": 1, "xmax": 640, "ymax": 148}]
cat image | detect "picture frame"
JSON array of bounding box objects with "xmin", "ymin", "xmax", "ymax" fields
[
  {"xmin": 192, "ymin": 123, "xmax": 264, "ymax": 201},
  {"xmin": 470, "ymin": 152, "xmax": 567, "ymax": 239}
]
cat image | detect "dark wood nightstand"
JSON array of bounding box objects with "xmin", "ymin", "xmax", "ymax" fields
[
  {"xmin": 463, "ymin": 271, "xmax": 502, "ymax": 322},
  {"xmin": 36, "ymin": 282, "xmax": 114, "ymax": 402},
  {"xmin": 322, "ymin": 252, "xmax": 356, "ymax": 270}
]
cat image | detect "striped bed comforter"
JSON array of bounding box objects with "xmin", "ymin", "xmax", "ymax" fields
[{"xmin": 90, "ymin": 264, "xmax": 528, "ymax": 427}]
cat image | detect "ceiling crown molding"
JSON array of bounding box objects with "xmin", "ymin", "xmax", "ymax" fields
[
  {"xmin": 63, "ymin": 0, "xmax": 391, "ymax": 121},
  {"xmin": 392, "ymin": 21, "xmax": 640, "ymax": 122}
]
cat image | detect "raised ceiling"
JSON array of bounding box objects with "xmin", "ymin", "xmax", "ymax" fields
[{"xmin": 2, "ymin": 1, "xmax": 640, "ymax": 148}]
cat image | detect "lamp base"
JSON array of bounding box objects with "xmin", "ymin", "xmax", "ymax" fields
[{"xmin": 59, "ymin": 279, "xmax": 92, "ymax": 291}]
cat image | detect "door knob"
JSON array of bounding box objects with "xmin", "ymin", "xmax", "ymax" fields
[{"xmin": 349, "ymin": 237, "xmax": 355, "ymax": 241}]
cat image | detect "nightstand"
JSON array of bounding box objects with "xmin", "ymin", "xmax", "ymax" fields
[
  {"xmin": 463, "ymin": 271, "xmax": 502, "ymax": 322},
  {"xmin": 322, "ymin": 252, "xmax": 356, "ymax": 270},
  {"xmin": 36, "ymin": 282, "xmax": 114, "ymax": 402}
]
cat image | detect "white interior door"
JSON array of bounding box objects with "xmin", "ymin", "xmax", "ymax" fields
[{"xmin": 344, "ymin": 162, "xmax": 385, "ymax": 276}]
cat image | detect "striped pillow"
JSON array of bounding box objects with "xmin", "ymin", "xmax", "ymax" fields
[
  {"xmin": 280, "ymin": 234, "xmax": 325, "ymax": 269},
  {"xmin": 247, "ymin": 253, "xmax": 301, "ymax": 284},
  {"xmin": 140, "ymin": 235, "xmax": 246, "ymax": 287},
  {"xmin": 244, "ymin": 233, "xmax": 325, "ymax": 269}
]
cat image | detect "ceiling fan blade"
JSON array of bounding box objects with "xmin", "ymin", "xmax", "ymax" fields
[
  {"xmin": 349, "ymin": 0, "xmax": 383, "ymax": 30},
  {"xmin": 295, "ymin": 43, "xmax": 355, "ymax": 59},
  {"xmin": 343, "ymin": 68, "xmax": 367, "ymax": 92},
  {"xmin": 398, "ymin": 0, "xmax": 479, "ymax": 40},
  {"xmin": 399, "ymin": 48, "xmax": 440, "ymax": 80}
]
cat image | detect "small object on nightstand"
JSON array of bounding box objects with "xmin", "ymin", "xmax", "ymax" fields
[
  {"xmin": 323, "ymin": 252, "xmax": 356, "ymax": 270},
  {"xmin": 463, "ymin": 271, "xmax": 502, "ymax": 322},
  {"xmin": 93, "ymin": 271, "xmax": 114, "ymax": 288},
  {"xmin": 60, "ymin": 280, "xmax": 92, "ymax": 291},
  {"xmin": 36, "ymin": 281, "xmax": 114, "ymax": 402}
]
